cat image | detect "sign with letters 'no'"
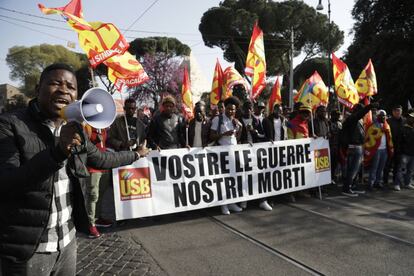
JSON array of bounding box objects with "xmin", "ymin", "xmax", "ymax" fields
[{"xmin": 112, "ymin": 138, "xmax": 331, "ymax": 220}]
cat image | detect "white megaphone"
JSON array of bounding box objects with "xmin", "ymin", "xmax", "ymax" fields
[{"xmin": 59, "ymin": 87, "xmax": 116, "ymax": 129}]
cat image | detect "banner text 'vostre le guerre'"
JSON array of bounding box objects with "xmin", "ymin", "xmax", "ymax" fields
[{"xmin": 151, "ymin": 143, "xmax": 312, "ymax": 207}]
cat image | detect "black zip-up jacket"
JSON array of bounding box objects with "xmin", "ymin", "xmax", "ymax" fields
[
  {"xmin": 0, "ymin": 99, "xmax": 137, "ymax": 262},
  {"xmin": 147, "ymin": 112, "xmax": 185, "ymax": 149},
  {"xmin": 342, "ymin": 105, "xmax": 372, "ymax": 146},
  {"xmin": 262, "ymin": 115, "xmax": 286, "ymax": 142}
]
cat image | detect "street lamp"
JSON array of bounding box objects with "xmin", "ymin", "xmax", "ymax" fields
[{"xmin": 316, "ymin": 0, "xmax": 332, "ymax": 97}]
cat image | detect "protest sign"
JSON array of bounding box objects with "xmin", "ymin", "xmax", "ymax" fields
[{"xmin": 113, "ymin": 138, "xmax": 331, "ymax": 220}]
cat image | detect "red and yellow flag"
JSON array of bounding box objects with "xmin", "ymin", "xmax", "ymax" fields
[
  {"xmin": 38, "ymin": 0, "xmax": 83, "ymax": 18},
  {"xmin": 364, "ymin": 120, "xmax": 393, "ymax": 166},
  {"xmin": 181, "ymin": 66, "xmax": 194, "ymax": 121},
  {"xmin": 332, "ymin": 53, "xmax": 359, "ymax": 109},
  {"xmin": 268, "ymin": 76, "xmax": 282, "ymax": 112},
  {"xmin": 356, "ymin": 59, "xmax": 377, "ymax": 99},
  {"xmin": 104, "ymin": 51, "xmax": 147, "ymax": 78},
  {"xmin": 245, "ymin": 22, "xmax": 266, "ymax": 100},
  {"xmin": 39, "ymin": 0, "xmax": 129, "ymax": 67},
  {"xmin": 222, "ymin": 66, "xmax": 248, "ymax": 100},
  {"xmin": 210, "ymin": 59, "xmax": 224, "ymax": 107},
  {"xmin": 362, "ymin": 97, "xmax": 373, "ymax": 130},
  {"xmin": 108, "ymin": 67, "xmax": 149, "ymax": 91},
  {"xmin": 38, "ymin": 1, "xmax": 89, "ymax": 31},
  {"xmin": 106, "ymin": 51, "xmax": 149, "ymax": 91},
  {"xmin": 39, "ymin": 0, "xmax": 148, "ymax": 91},
  {"xmin": 294, "ymin": 71, "xmax": 329, "ymax": 110},
  {"xmin": 77, "ymin": 22, "xmax": 129, "ymax": 67}
]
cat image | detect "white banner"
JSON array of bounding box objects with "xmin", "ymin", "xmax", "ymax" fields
[{"xmin": 113, "ymin": 138, "xmax": 331, "ymax": 220}]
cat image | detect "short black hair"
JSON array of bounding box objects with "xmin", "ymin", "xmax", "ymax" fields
[
  {"xmin": 39, "ymin": 63, "xmax": 76, "ymax": 85},
  {"xmin": 124, "ymin": 98, "xmax": 136, "ymax": 106},
  {"xmin": 224, "ymin": 96, "xmax": 240, "ymax": 108},
  {"xmin": 316, "ymin": 105, "xmax": 326, "ymax": 112},
  {"xmin": 243, "ymin": 101, "xmax": 253, "ymax": 110},
  {"xmin": 195, "ymin": 100, "xmax": 206, "ymax": 107},
  {"xmin": 293, "ymin": 102, "xmax": 303, "ymax": 111}
]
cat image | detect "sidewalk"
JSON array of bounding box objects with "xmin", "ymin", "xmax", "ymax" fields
[{"xmin": 76, "ymin": 231, "xmax": 166, "ymax": 276}]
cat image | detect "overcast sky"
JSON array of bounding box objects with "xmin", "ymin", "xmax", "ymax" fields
[{"xmin": 0, "ymin": 0, "xmax": 355, "ymax": 87}]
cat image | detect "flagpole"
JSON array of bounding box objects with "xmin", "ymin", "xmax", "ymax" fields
[
  {"xmin": 186, "ymin": 125, "xmax": 189, "ymax": 147},
  {"xmin": 289, "ymin": 27, "xmax": 294, "ymax": 109},
  {"xmin": 119, "ymin": 92, "xmax": 132, "ymax": 151}
]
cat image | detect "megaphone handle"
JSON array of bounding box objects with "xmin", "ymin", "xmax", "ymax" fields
[
  {"xmin": 70, "ymin": 123, "xmax": 86, "ymax": 155},
  {"xmin": 76, "ymin": 124, "xmax": 86, "ymax": 145}
]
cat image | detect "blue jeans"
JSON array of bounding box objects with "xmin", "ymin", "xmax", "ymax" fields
[
  {"xmin": 1, "ymin": 239, "xmax": 76, "ymax": 276},
  {"xmin": 368, "ymin": 149, "xmax": 388, "ymax": 186},
  {"xmin": 344, "ymin": 146, "xmax": 363, "ymax": 192},
  {"xmin": 395, "ymin": 154, "xmax": 414, "ymax": 187}
]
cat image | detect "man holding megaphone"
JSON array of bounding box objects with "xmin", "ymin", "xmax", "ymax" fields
[{"xmin": 0, "ymin": 63, "xmax": 150, "ymax": 276}]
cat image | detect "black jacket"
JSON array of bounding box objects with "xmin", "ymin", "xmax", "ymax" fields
[
  {"xmin": 0, "ymin": 100, "xmax": 137, "ymax": 262},
  {"xmin": 342, "ymin": 105, "xmax": 371, "ymax": 146},
  {"xmin": 187, "ymin": 118, "xmax": 211, "ymax": 147},
  {"xmin": 148, "ymin": 112, "xmax": 185, "ymax": 149},
  {"xmin": 310, "ymin": 118, "xmax": 330, "ymax": 138},
  {"xmin": 240, "ymin": 116, "xmax": 265, "ymax": 144},
  {"xmin": 107, "ymin": 115, "xmax": 147, "ymax": 151},
  {"xmin": 401, "ymin": 124, "xmax": 414, "ymax": 156},
  {"xmin": 262, "ymin": 115, "xmax": 286, "ymax": 141},
  {"xmin": 387, "ymin": 116, "xmax": 405, "ymax": 153}
]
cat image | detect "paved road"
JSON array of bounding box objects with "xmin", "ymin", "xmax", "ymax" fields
[{"xmin": 76, "ymin": 186, "xmax": 414, "ymax": 275}]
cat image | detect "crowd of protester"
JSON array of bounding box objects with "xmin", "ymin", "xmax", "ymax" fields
[
  {"xmin": 86, "ymin": 91, "xmax": 414, "ymax": 230},
  {"xmin": 2, "ymin": 63, "xmax": 414, "ymax": 275}
]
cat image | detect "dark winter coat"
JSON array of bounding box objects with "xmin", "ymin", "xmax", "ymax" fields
[{"xmin": 0, "ymin": 99, "xmax": 136, "ymax": 262}]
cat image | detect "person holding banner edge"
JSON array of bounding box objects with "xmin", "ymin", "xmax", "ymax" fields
[
  {"xmin": 0, "ymin": 63, "xmax": 150, "ymax": 276},
  {"xmin": 240, "ymin": 101, "xmax": 272, "ymax": 211},
  {"xmin": 107, "ymin": 98, "xmax": 147, "ymax": 151},
  {"xmin": 148, "ymin": 95, "xmax": 185, "ymax": 150},
  {"xmin": 210, "ymin": 96, "xmax": 243, "ymax": 215}
]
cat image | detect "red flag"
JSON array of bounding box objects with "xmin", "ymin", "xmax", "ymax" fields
[{"xmin": 268, "ymin": 76, "xmax": 282, "ymax": 112}]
